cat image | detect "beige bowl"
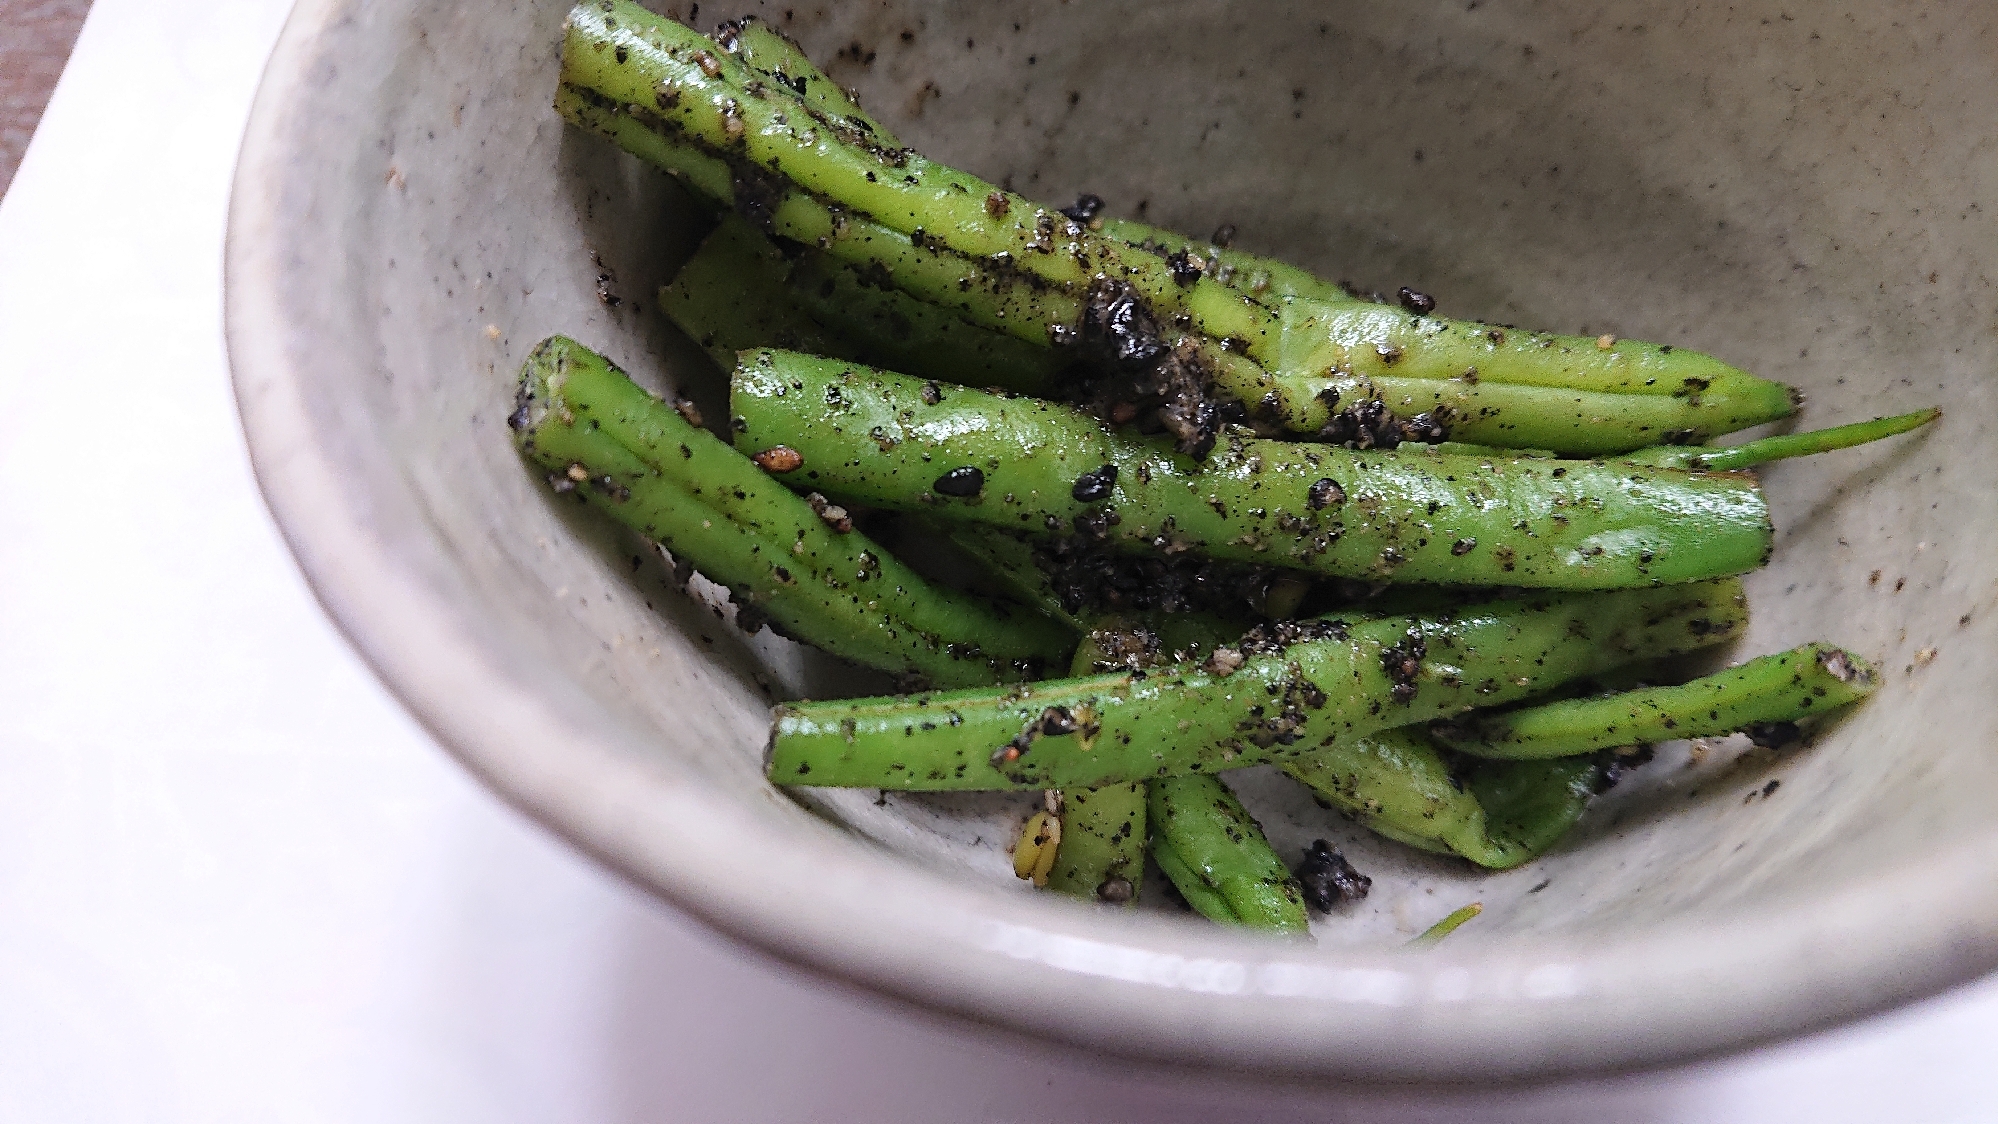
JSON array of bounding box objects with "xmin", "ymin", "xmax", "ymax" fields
[{"xmin": 226, "ymin": 0, "xmax": 1998, "ymax": 1080}]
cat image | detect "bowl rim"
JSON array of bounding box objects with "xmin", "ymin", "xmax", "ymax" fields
[{"xmin": 223, "ymin": 0, "xmax": 1998, "ymax": 1082}]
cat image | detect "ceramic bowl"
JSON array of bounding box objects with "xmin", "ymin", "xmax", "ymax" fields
[{"xmin": 226, "ymin": 0, "xmax": 1998, "ymax": 1080}]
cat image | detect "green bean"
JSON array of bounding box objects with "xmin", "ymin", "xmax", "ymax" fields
[
  {"xmin": 940, "ymin": 526, "xmax": 1084, "ymax": 630},
  {"xmin": 658, "ymin": 215, "xmax": 856, "ymax": 369},
  {"xmin": 1093, "ymin": 217, "xmax": 1797, "ymax": 453},
  {"xmin": 554, "ymin": 78, "xmax": 738, "ymax": 201},
  {"xmin": 1043, "ymin": 782, "xmax": 1147, "ymax": 905},
  {"xmin": 1431, "ymin": 643, "xmax": 1876, "ymax": 759},
  {"xmin": 715, "ymin": 16, "xmax": 899, "ymax": 145},
  {"xmin": 708, "ymin": 19, "xmax": 1241, "ymax": 402},
  {"xmin": 559, "ymin": 4, "xmax": 1144, "ymax": 344},
  {"xmin": 1151, "ymin": 834, "xmax": 1236, "ymax": 921},
  {"xmin": 1266, "ymin": 306, "xmax": 1797, "ymax": 438},
  {"xmin": 764, "ymin": 579, "xmax": 1745, "ymax": 791},
  {"xmin": 781, "ymin": 248, "xmax": 1064, "ymax": 396},
  {"xmin": 660, "ymin": 214, "xmax": 1063, "ymax": 394},
  {"xmin": 511, "ymin": 336, "xmax": 1073, "ymax": 688},
  {"xmin": 731, "ymin": 350, "xmax": 1772, "ymax": 590},
  {"xmin": 1624, "ymin": 408, "xmax": 1940, "ymax": 472},
  {"xmin": 1148, "ymin": 775, "xmax": 1310, "ymax": 932},
  {"xmin": 1426, "ymin": 409, "xmax": 1937, "ymax": 471},
  {"xmin": 1271, "ymin": 371, "xmax": 1791, "ymax": 456},
  {"xmin": 557, "ymin": 2, "xmax": 1797, "ymax": 454},
  {"xmin": 1281, "ymin": 730, "xmax": 1599, "ymax": 869},
  {"xmin": 1099, "ymin": 217, "xmax": 1354, "ymax": 305},
  {"xmin": 695, "ymin": 17, "xmax": 1102, "ymax": 393}
]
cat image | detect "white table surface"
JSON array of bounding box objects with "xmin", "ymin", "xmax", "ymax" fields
[{"xmin": 3, "ymin": 2, "xmax": 1996, "ymax": 1120}]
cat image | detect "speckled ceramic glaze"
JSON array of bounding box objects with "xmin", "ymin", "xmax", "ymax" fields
[{"xmin": 226, "ymin": 0, "xmax": 1998, "ymax": 1080}]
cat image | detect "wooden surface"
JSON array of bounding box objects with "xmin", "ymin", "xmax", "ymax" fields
[{"xmin": 0, "ymin": 0, "xmax": 92, "ymax": 198}]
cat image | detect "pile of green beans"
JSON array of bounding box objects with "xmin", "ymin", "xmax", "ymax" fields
[
  {"xmin": 522, "ymin": 4, "xmax": 1930, "ymax": 936},
  {"xmin": 558, "ymin": 0, "xmax": 1800, "ymax": 455}
]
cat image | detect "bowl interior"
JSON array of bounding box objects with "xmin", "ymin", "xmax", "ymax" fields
[{"xmin": 229, "ymin": 0, "xmax": 1998, "ymax": 1078}]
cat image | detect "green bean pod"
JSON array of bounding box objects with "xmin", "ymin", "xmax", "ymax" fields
[
  {"xmin": 1261, "ymin": 302, "xmax": 1797, "ymax": 452},
  {"xmin": 764, "ymin": 579, "xmax": 1744, "ymax": 791},
  {"xmin": 661, "ymin": 214, "xmax": 1064, "ymax": 394},
  {"xmin": 554, "ymin": 82, "xmax": 1083, "ymax": 353},
  {"xmin": 1099, "ymin": 217, "xmax": 1356, "ymax": 306},
  {"xmin": 1044, "ymin": 783, "xmax": 1148, "ymax": 906},
  {"xmin": 658, "ymin": 215, "xmax": 856, "ymax": 369},
  {"xmin": 716, "ymin": 16, "xmax": 899, "ymax": 144},
  {"xmin": 780, "ymin": 247, "xmax": 1066, "ymax": 396},
  {"xmin": 1101, "ymin": 217, "xmax": 1799, "ymax": 458},
  {"xmin": 731, "ymin": 351, "xmax": 1772, "ymax": 590},
  {"xmin": 1269, "ymin": 372, "xmax": 1788, "ymax": 457},
  {"xmin": 511, "ymin": 336, "xmax": 1073, "ymax": 688},
  {"xmin": 1149, "ymin": 775, "xmax": 1310, "ymax": 932},
  {"xmin": 1432, "ymin": 643, "xmax": 1877, "ymax": 759},
  {"xmin": 1283, "ymin": 730, "xmax": 1599, "ymax": 869}
]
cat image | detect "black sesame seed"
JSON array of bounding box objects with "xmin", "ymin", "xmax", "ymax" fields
[
  {"xmin": 933, "ymin": 466, "xmax": 985, "ymax": 496},
  {"xmin": 1057, "ymin": 193, "xmax": 1104, "ymax": 222},
  {"xmin": 1306, "ymin": 477, "xmax": 1346, "ymax": 510},
  {"xmin": 1071, "ymin": 463, "xmax": 1119, "ymax": 502},
  {"xmin": 1397, "ymin": 286, "xmax": 1436, "ymax": 314}
]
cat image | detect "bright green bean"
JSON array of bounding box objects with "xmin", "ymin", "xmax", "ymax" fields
[
  {"xmin": 1151, "ymin": 835, "xmax": 1235, "ymax": 921},
  {"xmin": 660, "ymin": 213, "xmax": 1063, "ymax": 394},
  {"xmin": 764, "ymin": 580, "xmax": 1745, "ymax": 791},
  {"xmin": 1281, "ymin": 730, "xmax": 1600, "ymax": 869},
  {"xmin": 781, "ymin": 248, "xmax": 1064, "ymax": 396},
  {"xmin": 1149, "ymin": 775, "xmax": 1309, "ymax": 932},
  {"xmin": 1043, "ymin": 782, "xmax": 1148, "ymax": 906},
  {"xmin": 658, "ymin": 215, "xmax": 855, "ymax": 369},
  {"xmin": 1099, "ymin": 216, "xmax": 1355, "ymax": 305},
  {"xmin": 1431, "ymin": 643, "xmax": 1877, "ymax": 759},
  {"xmin": 731, "ymin": 351, "xmax": 1773, "ymax": 590},
  {"xmin": 554, "ymin": 78, "xmax": 738, "ymax": 200},
  {"xmin": 511, "ymin": 336, "xmax": 1073, "ymax": 688},
  {"xmin": 711, "ymin": 23, "xmax": 1342, "ymax": 316},
  {"xmin": 1272, "ymin": 372, "xmax": 1791, "ymax": 456},
  {"xmin": 716, "ymin": 16, "xmax": 899, "ymax": 144}
]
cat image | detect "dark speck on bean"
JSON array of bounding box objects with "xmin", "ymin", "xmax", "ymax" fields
[
  {"xmin": 933, "ymin": 466, "xmax": 985, "ymax": 496},
  {"xmin": 1396, "ymin": 287, "xmax": 1436, "ymax": 314},
  {"xmin": 1071, "ymin": 463, "xmax": 1119, "ymax": 502}
]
